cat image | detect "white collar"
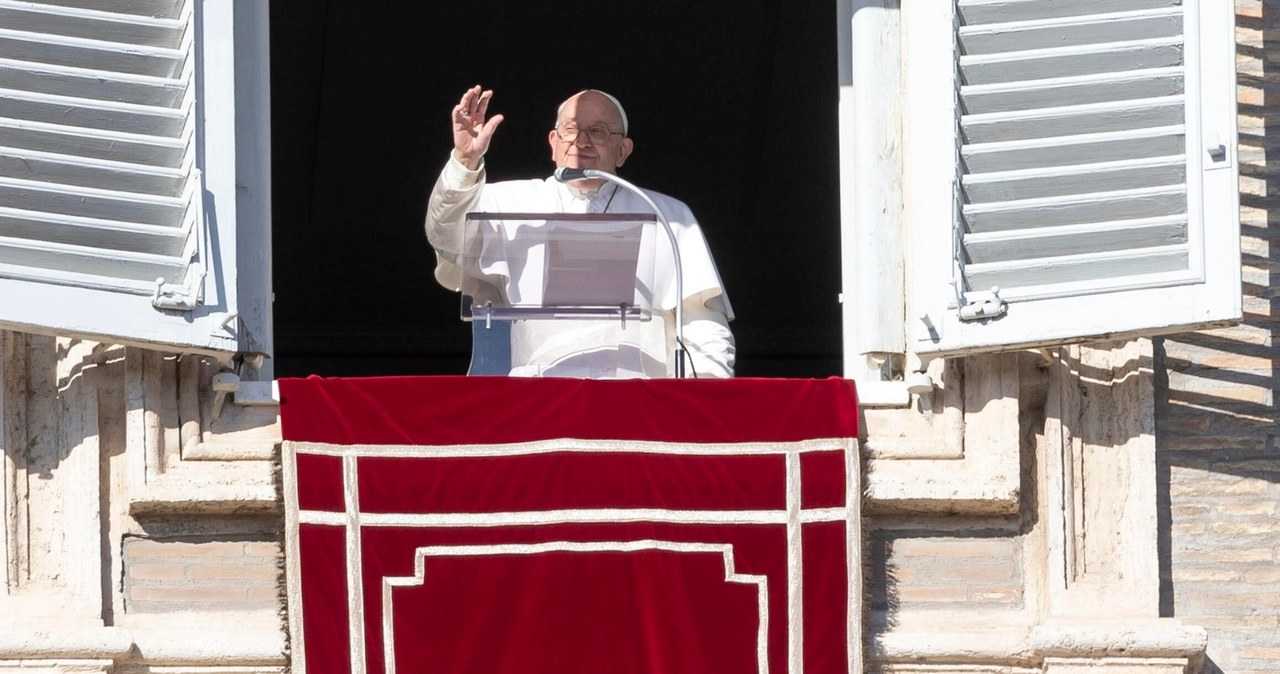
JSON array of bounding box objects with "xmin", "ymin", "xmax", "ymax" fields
[{"xmin": 564, "ymin": 181, "xmax": 605, "ymax": 201}]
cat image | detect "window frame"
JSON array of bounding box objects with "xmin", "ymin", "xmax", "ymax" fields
[
  {"xmin": 838, "ymin": 0, "xmax": 1240, "ymax": 403},
  {"xmin": 0, "ymin": 0, "xmax": 272, "ymax": 362},
  {"xmin": 903, "ymin": 0, "xmax": 1240, "ymax": 357}
]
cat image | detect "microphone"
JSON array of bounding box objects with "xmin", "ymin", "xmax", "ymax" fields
[
  {"xmin": 553, "ymin": 167, "xmax": 603, "ymax": 182},
  {"xmin": 548, "ymin": 165, "xmax": 689, "ymax": 378}
]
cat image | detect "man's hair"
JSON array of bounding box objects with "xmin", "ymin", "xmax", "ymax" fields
[{"xmin": 556, "ymin": 89, "xmax": 629, "ymax": 135}]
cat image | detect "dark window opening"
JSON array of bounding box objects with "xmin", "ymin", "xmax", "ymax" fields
[{"xmin": 270, "ymin": 0, "xmax": 842, "ymax": 377}]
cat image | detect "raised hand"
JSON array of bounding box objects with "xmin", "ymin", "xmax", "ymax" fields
[{"xmin": 452, "ymin": 85, "xmax": 504, "ymax": 170}]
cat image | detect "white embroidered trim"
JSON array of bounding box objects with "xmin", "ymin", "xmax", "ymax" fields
[
  {"xmin": 344, "ymin": 454, "xmax": 367, "ymax": 674},
  {"xmin": 300, "ymin": 507, "xmax": 849, "ymax": 528},
  {"xmin": 289, "ymin": 437, "xmax": 849, "ymax": 458},
  {"xmin": 280, "ymin": 437, "xmax": 863, "ymax": 674},
  {"xmin": 845, "ymin": 440, "xmax": 864, "ymax": 674},
  {"xmin": 786, "ymin": 451, "xmax": 804, "ymax": 674},
  {"xmin": 381, "ymin": 541, "xmax": 769, "ymax": 674},
  {"xmin": 282, "ymin": 442, "xmax": 308, "ymax": 674}
]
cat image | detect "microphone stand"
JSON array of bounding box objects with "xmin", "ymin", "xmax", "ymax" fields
[{"xmin": 554, "ymin": 167, "xmax": 687, "ymax": 378}]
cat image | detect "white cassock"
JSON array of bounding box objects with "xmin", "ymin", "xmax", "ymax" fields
[{"xmin": 425, "ymin": 154, "xmax": 735, "ymax": 379}]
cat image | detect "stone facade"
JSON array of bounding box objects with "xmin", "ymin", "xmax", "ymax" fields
[
  {"xmin": 3, "ymin": 2, "xmax": 1279, "ymax": 674},
  {"xmin": 122, "ymin": 537, "xmax": 282, "ymax": 614},
  {"xmin": 1, "ymin": 339, "xmax": 283, "ymax": 674},
  {"xmin": 1152, "ymin": 3, "xmax": 1280, "ymax": 673}
]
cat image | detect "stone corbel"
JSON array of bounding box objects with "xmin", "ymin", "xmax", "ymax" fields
[
  {"xmin": 2, "ymin": 334, "xmax": 112, "ymax": 620},
  {"xmin": 864, "ymin": 352, "xmax": 1023, "ymax": 514},
  {"xmin": 1044, "ymin": 341, "xmax": 1160, "ymax": 617},
  {"xmin": 125, "ymin": 349, "xmax": 280, "ymax": 515},
  {"xmin": 1035, "ymin": 340, "xmax": 1208, "ymax": 673}
]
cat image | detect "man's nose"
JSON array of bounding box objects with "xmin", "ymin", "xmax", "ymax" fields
[{"xmin": 573, "ymin": 132, "xmax": 593, "ymax": 147}]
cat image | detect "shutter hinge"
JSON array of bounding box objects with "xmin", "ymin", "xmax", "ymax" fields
[{"xmin": 211, "ymin": 371, "xmax": 279, "ymax": 420}]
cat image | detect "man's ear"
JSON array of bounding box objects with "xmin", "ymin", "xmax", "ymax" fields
[
  {"xmin": 616, "ymin": 137, "xmax": 634, "ymax": 168},
  {"xmin": 548, "ymin": 129, "xmax": 559, "ymax": 161}
]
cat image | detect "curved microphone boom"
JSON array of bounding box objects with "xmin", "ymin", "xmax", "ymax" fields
[
  {"xmin": 553, "ymin": 167, "xmax": 688, "ymax": 378},
  {"xmin": 553, "ymin": 167, "xmax": 595, "ymax": 183}
]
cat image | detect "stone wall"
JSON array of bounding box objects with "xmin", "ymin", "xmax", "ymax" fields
[
  {"xmin": 3, "ymin": 3, "xmax": 1276, "ymax": 673},
  {"xmin": 1153, "ymin": 2, "xmax": 1280, "ymax": 673},
  {"xmin": 123, "ymin": 537, "xmax": 281, "ymax": 614},
  {"xmin": 869, "ymin": 526, "xmax": 1025, "ymax": 613},
  {"xmin": 0, "ymin": 336, "xmax": 284, "ymax": 673}
]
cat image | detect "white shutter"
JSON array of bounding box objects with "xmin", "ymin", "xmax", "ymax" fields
[
  {"xmin": 904, "ymin": 0, "xmax": 1240, "ymax": 356},
  {"xmin": 0, "ymin": 0, "xmax": 270, "ymax": 356}
]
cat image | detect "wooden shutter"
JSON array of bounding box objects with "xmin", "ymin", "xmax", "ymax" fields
[
  {"xmin": 905, "ymin": 0, "xmax": 1240, "ymax": 355},
  {"xmin": 0, "ymin": 0, "xmax": 202, "ymax": 299},
  {"xmin": 0, "ymin": 0, "xmax": 270, "ymax": 355}
]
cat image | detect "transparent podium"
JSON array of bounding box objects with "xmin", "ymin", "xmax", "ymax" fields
[{"xmin": 460, "ymin": 212, "xmax": 663, "ymax": 378}]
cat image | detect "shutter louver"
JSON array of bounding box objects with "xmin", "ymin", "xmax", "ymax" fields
[
  {"xmin": 955, "ymin": 0, "xmax": 1196, "ymax": 301},
  {"xmin": 904, "ymin": 0, "xmax": 1239, "ymax": 355},
  {"xmin": 0, "ymin": 0, "xmax": 203, "ymax": 306}
]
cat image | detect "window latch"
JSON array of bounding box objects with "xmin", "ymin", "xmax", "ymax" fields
[
  {"xmin": 152, "ymin": 273, "xmax": 204, "ymax": 311},
  {"xmin": 954, "ymin": 284, "xmax": 1008, "ymax": 322}
]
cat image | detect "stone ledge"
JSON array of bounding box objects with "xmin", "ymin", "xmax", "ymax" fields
[
  {"xmin": 0, "ymin": 618, "xmax": 286, "ymax": 667},
  {"xmin": 126, "ymin": 627, "xmax": 285, "ymax": 666},
  {"xmin": 1041, "ymin": 657, "xmax": 1191, "ymax": 674},
  {"xmin": 868, "ymin": 619, "xmax": 1207, "ymax": 670},
  {"xmin": 865, "ymin": 467, "xmax": 1021, "ymax": 515},
  {"xmin": 0, "ymin": 629, "xmax": 132, "ymax": 660},
  {"xmin": 871, "ymin": 625, "xmax": 1036, "ymax": 665},
  {"xmin": 129, "ymin": 461, "xmax": 279, "ymax": 515},
  {"xmin": 129, "ymin": 483, "xmax": 280, "ymax": 515},
  {"xmin": 1031, "ymin": 620, "xmax": 1208, "ymax": 659},
  {"xmin": 0, "ymin": 660, "xmax": 116, "ymax": 674}
]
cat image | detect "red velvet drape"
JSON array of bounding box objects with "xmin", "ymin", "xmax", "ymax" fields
[{"xmin": 282, "ymin": 376, "xmax": 859, "ymax": 674}]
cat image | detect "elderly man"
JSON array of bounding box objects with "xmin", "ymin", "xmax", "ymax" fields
[{"xmin": 425, "ymin": 85, "xmax": 735, "ymax": 378}]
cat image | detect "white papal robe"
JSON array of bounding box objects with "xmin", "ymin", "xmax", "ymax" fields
[{"xmin": 425, "ymin": 154, "xmax": 735, "ymax": 378}]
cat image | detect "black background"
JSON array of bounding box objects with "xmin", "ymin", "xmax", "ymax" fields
[{"xmin": 268, "ymin": 0, "xmax": 843, "ymax": 377}]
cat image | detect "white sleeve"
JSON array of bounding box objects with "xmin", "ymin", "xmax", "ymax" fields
[
  {"xmin": 681, "ymin": 298, "xmax": 735, "ymax": 378},
  {"xmin": 424, "ymin": 153, "xmax": 485, "ymax": 290}
]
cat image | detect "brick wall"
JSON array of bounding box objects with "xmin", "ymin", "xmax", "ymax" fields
[
  {"xmin": 868, "ymin": 527, "xmax": 1024, "ymax": 617},
  {"xmin": 1154, "ymin": 2, "xmax": 1280, "ymax": 673},
  {"xmin": 123, "ymin": 535, "xmax": 282, "ymax": 613}
]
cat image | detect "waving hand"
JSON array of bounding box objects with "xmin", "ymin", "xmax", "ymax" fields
[{"xmin": 452, "ymin": 85, "xmax": 504, "ymax": 170}]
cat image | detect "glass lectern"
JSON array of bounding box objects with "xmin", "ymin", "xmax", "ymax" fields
[{"xmin": 460, "ymin": 212, "xmax": 661, "ymax": 377}]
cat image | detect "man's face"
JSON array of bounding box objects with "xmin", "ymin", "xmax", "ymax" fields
[{"xmin": 548, "ymin": 92, "xmax": 634, "ymax": 181}]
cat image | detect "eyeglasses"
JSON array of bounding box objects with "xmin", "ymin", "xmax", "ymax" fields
[{"xmin": 555, "ymin": 123, "xmax": 624, "ymax": 145}]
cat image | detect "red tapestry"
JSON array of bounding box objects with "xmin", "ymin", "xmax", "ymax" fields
[{"xmin": 281, "ymin": 376, "xmax": 862, "ymax": 674}]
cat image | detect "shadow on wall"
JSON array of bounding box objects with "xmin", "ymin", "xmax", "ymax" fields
[
  {"xmin": 1, "ymin": 334, "xmax": 123, "ymax": 480},
  {"xmin": 865, "ymin": 353, "xmax": 1045, "ymax": 646},
  {"xmin": 1154, "ymin": 5, "xmax": 1280, "ymax": 674},
  {"xmin": 1154, "ymin": 6, "xmax": 1280, "ymax": 482}
]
